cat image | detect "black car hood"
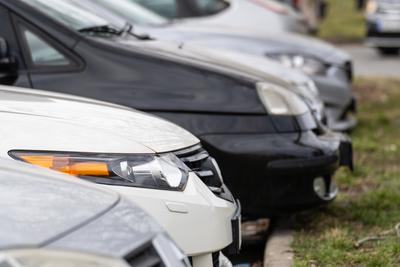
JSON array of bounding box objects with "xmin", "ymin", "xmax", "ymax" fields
[
  {"xmin": 0, "ymin": 161, "xmax": 119, "ymax": 249},
  {"xmin": 137, "ymin": 25, "xmax": 351, "ymax": 66},
  {"xmin": 100, "ymin": 36, "xmax": 266, "ymax": 85}
]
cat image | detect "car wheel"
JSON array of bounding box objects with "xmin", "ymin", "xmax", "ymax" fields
[{"xmin": 377, "ymin": 47, "xmax": 400, "ymax": 55}]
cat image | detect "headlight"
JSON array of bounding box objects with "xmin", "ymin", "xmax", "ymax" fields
[
  {"xmin": 267, "ymin": 54, "xmax": 327, "ymax": 75},
  {"xmin": 0, "ymin": 249, "xmax": 130, "ymax": 267},
  {"xmin": 9, "ymin": 151, "xmax": 189, "ymax": 191},
  {"xmin": 256, "ymin": 82, "xmax": 310, "ymax": 115},
  {"xmin": 366, "ymin": 0, "xmax": 378, "ymax": 15}
]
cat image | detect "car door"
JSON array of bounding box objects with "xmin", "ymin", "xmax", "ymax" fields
[
  {"xmin": 0, "ymin": 4, "xmax": 31, "ymax": 87},
  {"xmin": 10, "ymin": 15, "xmax": 84, "ymax": 91}
]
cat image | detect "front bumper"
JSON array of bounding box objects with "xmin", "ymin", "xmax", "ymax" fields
[
  {"xmin": 101, "ymin": 172, "xmax": 239, "ymax": 258},
  {"xmin": 202, "ymin": 130, "xmax": 353, "ymax": 217},
  {"xmin": 325, "ymin": 96, "xmax": 357, "ymax": 132},
  {"xmin": 223, "ymin": 200, "xmax": 241, "ymax": 255}
]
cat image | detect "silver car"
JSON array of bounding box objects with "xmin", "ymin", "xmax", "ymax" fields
[
  {"xmin": 133, "ymin": 0, "xmax": 308, "ymax": 34},
  {"xmin": 0, "ymin": 159, "xmax": 190, "ymax": 267}
]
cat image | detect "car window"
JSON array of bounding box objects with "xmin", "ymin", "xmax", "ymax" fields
[
  {"xmin": 23, "ymin": 29, "xmax": 70, "ymax": 66},
  {"xmin": 194, "ymin": 0, "xmax": 229, "ymax": 15},
  {"xmin": 19, "ymin": 0, "xmax": 115, "ymax": 31},
  {"xmin": 132, "ymin": 0, "xmax": 178, "ymax": 18}
]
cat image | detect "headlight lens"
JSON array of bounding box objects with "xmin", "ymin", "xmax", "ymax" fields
[
  {"xmin": 366, "ymin": 0, "xmax": 378, "ymax": 15},
  {"xmin": 0, "ymin": 249, "xmax": 130, "ymax": 267},
  {"xmin": 267, "ymin": 54, "xmax": 327, "ymax": 75},
  {"xmin": 9, "ymin": 151, "xmax": 189, "ymax": 191},
  {"xmin": 256, "ymin": 82, "xmax": 310, "ymax": 115}
]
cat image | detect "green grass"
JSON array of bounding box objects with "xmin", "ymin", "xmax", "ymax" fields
[
  {"xmin": 292, "ymin": 77, "xmax": 400, "ymax": 267},
  {"xmin": 317, "ymin": 0, "xmax": 365, "ymax": 43}
]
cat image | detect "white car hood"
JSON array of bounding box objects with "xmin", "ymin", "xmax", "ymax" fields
[{"xmin": 0, "ymin": 86, "xmax": 199, "ymax": 154}]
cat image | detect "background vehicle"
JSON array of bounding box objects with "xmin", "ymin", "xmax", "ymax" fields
[
  {"xmin": 133, "ymin": 0, "xmax": 308, "ymax": 33},
  {"xmin": 0, "ymin": 0, "xmax": 352, "ymax": 217},
  {"xmin": 365, "ymin": 0, "xmax": 400, "ymax": 55},
  {"xmin": 0, "ymin": 85, "xmax": 240, "ymax": 267},
  {"xmin": 0, "ymin": 159, "xmax": 189, "ymax": 267},
  {"xmin": 79, "ymin": 0, "xmax": 356, "ymax": 132},
  {"xmin": 278, "ymin": 0, "xmax": 327, "ymax": 33}
]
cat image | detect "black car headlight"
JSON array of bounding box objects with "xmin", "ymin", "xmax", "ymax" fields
[
  {"xmin": 0, "ymin": 249, "xmax": 130, "ymax": 267},
  {"xmin": 9, "ymin": 151, "xmax": 189, "ymax": 191},
  {"xmin": 267, "ymin": 54, "xmax": 327, "ymax": 75},
  {"xmin": 256, "ymin": 82, "xmax": 310, "ymax": 116}
]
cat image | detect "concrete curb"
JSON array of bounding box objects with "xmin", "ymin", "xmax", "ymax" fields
[{"xmin": 263, "ymin": 219, "xmax": 294, "ymax": 267}]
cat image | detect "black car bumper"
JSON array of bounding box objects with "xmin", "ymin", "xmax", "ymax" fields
[{"xmin": 201, "ymin": 130, "xmax": 353, "ymax": 217}]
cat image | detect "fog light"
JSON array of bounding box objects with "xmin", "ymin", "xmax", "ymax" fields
[
  {"xmin": 313, "ymin": 177, "xmax": 326, "ymax": 199},
  {"xmin": 313, "ymin": 177, "xmax": 338, "ymax": 201}
]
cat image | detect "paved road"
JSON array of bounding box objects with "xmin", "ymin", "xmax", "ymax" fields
[{"xmin": 339, "ymin": 44, "xmax": 400, "ymax": 77}]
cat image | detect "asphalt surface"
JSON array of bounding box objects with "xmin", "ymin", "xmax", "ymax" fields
[{"xmin": 339, "ymin": 44, "xmax": 400, "ymax": 77}]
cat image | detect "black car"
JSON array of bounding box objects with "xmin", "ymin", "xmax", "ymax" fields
[{"xmin": 0, "ymin": 0, "xmax": 352, "ymax": 217}]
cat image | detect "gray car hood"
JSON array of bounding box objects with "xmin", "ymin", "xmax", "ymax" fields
[
  {"xmin": 0, "ymin": 160, "xmax": 119, "ymax": 249},
  {"xmin": 139, "ymin": 25, "xmax": 351, "ymax": 66},
  {"xmin": 0, "ymin": 160, "xmax": 163, "ymax": 258}
]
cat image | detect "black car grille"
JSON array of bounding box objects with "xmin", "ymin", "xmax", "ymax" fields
[
  {"xmin": 125, "ymin": 244, "xmax": 164, "ymax": 267},
  {"xmin": 174, "ymin": 144, "xmax": 233, "ymax": 202}
]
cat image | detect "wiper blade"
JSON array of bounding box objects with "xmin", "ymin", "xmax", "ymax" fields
[
  {"xmin": 78, "ymin": 25, "xmax": 122, "ymax": 35},
  {"xmin": 124, "ymin": 23, "xmax": 154, "ymax": 41}
]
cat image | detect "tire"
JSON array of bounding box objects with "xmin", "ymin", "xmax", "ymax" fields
[{"xmin": 377, "ymin": 47, "xmax": 400, "ymax": 55}]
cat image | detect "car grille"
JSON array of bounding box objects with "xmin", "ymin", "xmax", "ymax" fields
[
  {"xmin": 125, "ymin": 243, "xmax": 164, "ymax": 267},
  {"xmin": 174, "ymin": 144, "xmax": 233, "ymax": 202}
]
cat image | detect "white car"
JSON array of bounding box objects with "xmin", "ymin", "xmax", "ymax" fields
[{"xmin": 0, "ymin": 85, "xmax": 241, "ymax": 267}]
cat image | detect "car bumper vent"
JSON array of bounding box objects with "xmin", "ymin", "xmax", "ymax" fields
[
  {"xmin": 174, "ymin": 145, "xmax": 233, "ymax": 202},
  {"xmin": 125, "ymin": 244, "xmax": 164, "ymax": 267}
]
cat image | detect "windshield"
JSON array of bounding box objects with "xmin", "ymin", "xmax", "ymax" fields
[
  {"xmin": 19, "ymin": 0, "xmax": 124, "ymax": 31},
  {"xmin": 194, "ymin": 0, "xmax": 229, "ymax": 15},
  {"xmin": 195, "ymin": 0, "xmax": 228, "ymax": 15},
  {"xmin": 91, "ymin": 0, "xmax": 169, "ymax": 26}
]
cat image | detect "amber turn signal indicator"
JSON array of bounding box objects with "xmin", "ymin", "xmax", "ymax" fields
[{"xmin": 16, "ymin": 154, "xmax": 109, "ymax": 176}]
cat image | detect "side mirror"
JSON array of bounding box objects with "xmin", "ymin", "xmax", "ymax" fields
[{"xmin": 0, "ymin": 37, "xmax": 18, "ymax": 85}]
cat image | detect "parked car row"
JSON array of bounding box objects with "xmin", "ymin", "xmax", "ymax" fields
[{"xmin": 0, "ymin": 0, "xmax": 356, "ymax": 266}]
